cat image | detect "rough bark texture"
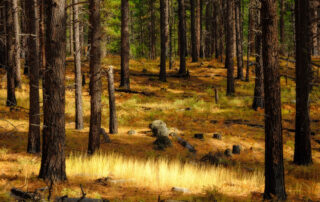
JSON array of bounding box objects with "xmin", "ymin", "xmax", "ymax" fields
[
  {"xmin": 6, "ymin": 1, "xmax": 17, "ymax": 107},
  {"xmin": 26, "ymin": 0, "xmax": 40, "ymax": 153},
  {"xmin": 294, "ymin": 0, "xmax": 313, "ymax": 165},
  {"xmin": 235, "ymin": 0, "xmax": 244, "ymax": 80},
  {"xmin": 178, "ymin": 0, "xmax": 186, "ymax": 75},
  {"xmin": 39, "ymin": 0, "xmax": 46, "ymax": 75},
  {"xmin": 248, "ymin": 0, "xmax": 255, "ymax": 56},
  {"xmin": 252, "ymin": 0, "xmax": 264, "ymax": 110},
  {"xmin": 120, "ymin": 0, "xmax": 130, "ymax": 89},
  {"xmin": 279, "ymin": 0, "xmax": 285, "ymax": 55},
  {"xmin": 191, "ymin": 0, "xmax": 198, "ymax": 62},
  {"xmin": 12, "ymin": 0, "xmax": 21, "ymax": 88},
  {"xmin": 88, "ymin": 0, "xmax": 102, "ymax": 154},
  {"xmin": 73, "ymin": 0, "xmax": 84, "ymax": 130},
  {"xmin": 196, "ymin": 0, "xmax": 201, "ymax": 58},
  {"xmin": 150, "ymin": 0, "xmax": 156, "ymax": 60},
  {"xmin": 311, "ymin": 1, "xmax": 318, "ymax": 55},
  {"xmin": 107, "ymin": 67, "xmax": 118, "ymax": 134},
  {"xmin": 261, "ymin": 0, "xmax": 286, "ymax": 199},
  {"xmin": 226, "ymin": 0, "xmax": 235, "ymax": 96},
  {"xmin": 160, "ymin": 0, "xmax": 168, "ymax": 81},
  {"xmin": 39, "ymin": 0, "xmax": 67, "ymax": 182}
]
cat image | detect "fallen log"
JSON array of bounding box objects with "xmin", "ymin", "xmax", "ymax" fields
[
  {"xmin": 10, "ymin": 188, "xmax": 41, "ymax": 201},
  {"xmin": 170, "ymin": 133, "xmax": 196, "ymax": 153},
  {"xmin": 115, "ymin": 88, "xmax": 154, "ymax": 96}
]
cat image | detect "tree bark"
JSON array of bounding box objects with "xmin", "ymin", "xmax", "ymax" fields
[
  {"xmin": 261, "ymin": 0, "xmax": 286, "ymax": 199},
  {"xmin": 294, "ymin": 0, "xmax": 313, "ymax": 165},
  {"xmin": 73, "ymin": 0, "xmax": 84, "ymax": 130},
  {"xmin": 160, "ymin": 0, "xmax": 168, "ymax": 81},
  {"xmin": 279, "ymin": 0, "xmax": 285, "ymax": 55},
  {"xmin": 120, "ymin": 0, "xmax": 130, "ymax": 89},
  {"xmin": 150, "ymin": 0, "xmax": 156, "ymax": 60},
  {"xmin": 235, "ymin": 0, "xmax": 244, "ymax": 80},
  {"xmin": 26, "ymin": 0, "xmax": 41, "ymax": 154},
  {"xmin": 39, "ymin": 0, "xmax": 67, "ymax": 182},
  {"xmin": 178, "ymin": 0, "xmax": 186, "ymax": 75},
  {"xmin": 190, "ymin": 0, "xmax": 198, "ymax": 62},
  {"xmin": 226, "ymin": 0, "xmax": 235, "ymax": 96},
  {"xmin": 252, "ymin": 0, "xmax": 264, "ymax": 110},
  {"xmin": 6, "ymin": 1, "xmax": 17, "ymax": 107},
  {"xmin": 88, "ymin": 0, "xmax": 102, "ymax": 155},
  {"xmin": 107, "ymin": 67, "xmax": 118, "ymax": 134},
  {"xmin": 248, "ymin": 0, "xmax": 255, "ymax": 56},
  {"xmin": 12, "ymin": 0, "xmax": 21, "ymax": 88},
  {"xmin": 39, "ymin": 0, "xmax": 46, "ymax": 76},
  {"xmin": 311, "ymin": 1, "xmax": 318, "ymax": 55}
]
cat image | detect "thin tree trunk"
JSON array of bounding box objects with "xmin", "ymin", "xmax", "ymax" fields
[
  {"xmin": 279, "ymin": 0, "xmax": 285, "ymax": 55},
  {"xmin": 120, "ymin": 0, "xmax": 130, "ymax": 89},
  {"xmin": 169, "ymin": 0, "xmax": 174, "ymax": 69},
  {"xmin": 226, "ymin": 0, "xmax": 235, "ymax": 96},
  {"xmin": 39, "ymin": 0, "xmax": 45, "ymax": 76},
  {"xmin": 178, "ymin": 0, "xmax": 186, "ymax": 75},
  {"xmin": 26, "ymin": 0, "xmax": 40, "ymax": 154},
  {"xmin": 39, "ymin": 0, "xmax": 67, "ymax": 182},
  {"xmin": 150, "ymin": 0, "xmax": 156, "ymax": 60},
  {"xmin": 261, "ymin": 0, "xmax": 286, "ymax": 199},
  {"xmin": 160, "ymin": 0, "xmax": 168, "ymax": 81},
  {"xmin": 107, "ymin": 67, "xmax": 118, "ymax": 134},
  {"xmin": 88, "ymin": 0, "xmax": 102, "ymax": 154},
  {"xmin": 12, "ymin": 0, "xmax": 21, "ymax": 88},
  {"xmin": 294, "ymin": 0, "xmax": 313, "ymax": 165},
  {"xmin": 248, "ymin": 0, "xmax": 255, "ymax": 56},
  {"xmin": 235, "ymin": 0, "xmax": 244, "ymax": 80},
  {"xmin": 200, "ymin": 0, "xmax": 203, "ymax": 58},
  {"xmin": 252, "ymin": 0, "xmax": 264, "ymax": 110},
  {"xmin": 69, "ymin": 5, "xmax": 74, "ymax": 57},
  {"xmin": 311, "ymin": 1, "xmax": 318, "ymax": 55},
  {"xmin": 191, "ymin": 0, "xmax": 198, "ymax": 62},
  {"xmin": 196, "ymin": 0, "xmax": 201, "ymax": 58}
]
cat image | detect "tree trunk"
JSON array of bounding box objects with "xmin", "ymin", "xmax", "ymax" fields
[
  {"xmin": 294, "ymin": 0, "xmax": 313, "ymax": 165},
  {"xmin": 196, "ymin": 0, "xmax": 201, "ymax": 58},
  {"xmin": 190, "ymin": 0, "xmax": 198, "ymax": 62},
  {"xmin": 279, "ymin": 0, "xmax": 285, "ymax": 55},
  {"xmin": 6, "ymin": 1, "xmax": 17, "ymax": 107},
  {"xmin": 120, "ymin": 0, "xmax": 130, "ymax": 90},
  {"xmin": 178, "ymin": 0, "xmax": 186, "ymax": 75},
  {"xmin": 69, "ymin": 5, "xmax": 74, "ymax": 57},
  {"xmin": 311, "ymin": 1, "xmax": 318, "ymax": 55},
  {"xmin": 248, "ymin": 0, "xmax": 255, "ymax": 56},
  {"xmin": 73, "ymin": 0, "xmax": 84, "ymax": 130},
  {"xmin": 205, "ymin": 2, "xmax": 212, "ymax": 58},
  {"xmin": 252, "ymin": 0, "xmax": 264, "ymax": 110},
  {"xmin": 169, "ymin": 0, "xmax": 174, "ymax": 69},
  {"xmin": 226, "ymin": 0, "xmax": 235, "ymax": 96},
  {"xmin": 39, "ymin": 0, "xmax": 46, "ymax": 76},
  {"xmin": 88, "ymin": 0, "xmax": 102, "ymax": 155},
  {"xmin": 39, "ymin": 0, "xmax": 67, "ymax": 182},
  {"xmin": 160, "ymin": 0, "xmax": 168, "ymax": 81},
  {"xmin": 12, "ymin": 0, "xmax": 21, "ymax": 88},
  {"xmin": 107, "ymin": 67, "xmax": 118, "ymax": 134},
  {"xmin": 150, "ymin": 0, "xmax": 156, "ymax": 60},
  {"xmin": 261, "ymin": 0, "xmax": 286, "ymax": 199},
  {"xmin": 26, "ymin": 0, "xmax": 40, "ymax": 154},
  {"xmin": 235, "ymin": 0, "xmax": 244, "ymax": 80},
  {"xmin": 199, "ymin": 0, "xmax": 203, "ymax": 58}
]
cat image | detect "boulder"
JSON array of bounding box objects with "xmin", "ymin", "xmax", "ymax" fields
[
  {"xmin": 153, "ymin": 136, "xmax": 172, "ymax": 150},
  {"xmin": 212, "ymin": 133, "xmax": 222, "ymax": 140},
  {"xmin": 127, "ymin": 130, "xmax": 136, "ymax": 135},
  {"xmin": 149, "ymin": 120, "xmax": 169, "ymax": 137},
  {"xmin": 194, "ymin": 133, "xmax": 204, "ymax": 140},
  {"xmin": 232, "ymin": 145, "xmax": 241, "ymax": 154}
]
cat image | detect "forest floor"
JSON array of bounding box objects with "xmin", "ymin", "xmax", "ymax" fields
[{"xmin": 0, "ymin": 55, "xmax": 320, "ymax": 201}]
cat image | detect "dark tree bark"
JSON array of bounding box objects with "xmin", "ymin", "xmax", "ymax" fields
[
  {"xmin": 178, "ymin": 0, "xmax": 186, "ymax": 75},
  {"xmin": 26, "ymin": 0, "xmax": 40, "ymax": 154},
  {"xmin": 294, "ymin": 0, "xmax": 313, "ymax": 165},
  {"xmin": 261, "ymin": 0, "xmax": 286, "ymax": 199},
  {"xmin": 120, "ymin": 0, "xmax": 130, "ymax": 90},
  {"xmin": 12, "ymin": 0, "xmax": 21, "ymax": 88},
  {"xmin": 248, "ymin": 0, "xmax": 255, "ymax": 56},
  {"xmin": 73, "ymin": 0, "xmax": 84, "ymax": 130},
  {"xmin": 6, "ymin": 1, "xmax": 17, "ymax": 107},
  {"xmin": 39, "ymin": 0, "xmax": 67, "ymax": 182},
  {"xmin": 190, "ymin": 0, "xmax": 198, "ymax": 62},
  {"xmin": 252, "ymin": 0, "xmax": 264, "ymax": 110},
  {"xmin": 235, "ymin": 0, "xmax": 244, "ymax": 80},
  {"xmin": 39, "ymin": 0, "xmax": 45, "ymax": 76},
  {"xmin": 214, "ymin": 0, "xmax": 223, "ymax": 61},
  {"xmin": 199, "ymin": 0, "xmax": 203, "ymax": 58},
  {"xmin": 279, "ymin": 0, "xmax": 285, "ymax": 55},
  {"xmin": 169, "ymin": 0, "xmax": 174, "ymax": 69},
  {"xmin": 196, "ymin": 0, "xmax": 201, "ymax": 58},
  {"xmin": 311, "ymin": 1, "xmax": 318, "ymax": 55},
  {"xmin": 205, "ymin": 1, "xmax": 212, "ymax": 58},
  {"xmin": 88, "ymin": 0, "xmax": 102, "ymax": 154},
  {"xmin": 226, "ymin": 0, "xmax": 235, "ymax": 96},
  {"xmin": 160, "ymin": 0, "xmax": 168, "ymax": 81},
  {"xmin": 150, "ymin": 0, "xmax": 156, "ymax": 60},
  {"xmin": 107, "ymin": 67, "xmax": 118, "ymax": 134}
]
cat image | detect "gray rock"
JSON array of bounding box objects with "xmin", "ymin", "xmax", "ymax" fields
[
  {"xmin": 194, "ymin": 133, "xmax": 204, "ymax": 139},
  {"xmin": 213, "ymin": 133, "xmax": 222, "ymax": 140},
  {"xmin": 232, "ymin": 145, "xmax": 241, "ymax": 154},
  {"xmin": 149, "ymin": 120, "xmax": 169, "ymax": 137},
  {"xmin": 224, "ymin": 149, "xmax": 232, "ymax": 157},
  {"xmin": 127, "ymin": 130, "xmax": 136, "ymax": 135},
  {"xmin": 153, "ymin": 136, "xmax": 172, "ymax": 150}
]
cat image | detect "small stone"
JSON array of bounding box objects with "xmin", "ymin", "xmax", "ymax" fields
[
  {"xmin": 213, "ymin": 133, "xmax": 222, "ymax": 140},
  {"xmin": 128, "ymin": 130, "xmax": 136, "ymax": 135},
  {"xmin": 224, "ymin": 149, "xmax": 232, "ymax": 157},
  {"xmin": 194, "ymin": 133, "xmax": 204, "ymax": 139},
  {"xmin": 232, "ymin": 145, "xmax": 241, "ymax": 154}
]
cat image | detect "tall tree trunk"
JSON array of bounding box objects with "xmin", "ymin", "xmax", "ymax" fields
[
  {"xmin": 294, "ymin": 0, "xmax": 313, "ymax": 165},
  {"xmin": 226, "ymin": 0, "xmax": 235, "ymax": 96},
  {"xmin": 235, "ymin": 0, "xmax": 244, "ymax": 80},
  {"xmin": 150, "ymin": 0, "xmax": 156, "ymax": 60},
  {"xmin": 169, "ymin": 0, "xmax": 174, "ymax": 69},
  {"xmin": 39, "ymin": 0, "xmax": 67, "ymax": 182},
  {"xmin": 6, "ymin": 1, "xmax": 17, "ymax": 107},
  {"xmin": 73, "ymin": 0, "xmax": 83, "ymax": 130},
  {"xmin": 26, "ymin": 0, "xmax": 40, "ymax": 154},
  {"xmin": 69, "ymin": 5, "xmax": 74, "ymax": 57},
  {"xmin": 190, "ymin": 0, "xmax": 198, "ymax": 62},
  {"xmin": 120, "ymin": 0, "xmax": 130, "ymax": 90},
  {"xmin": 200, "ymin": 0, "xmax": 203, "ymax": 58},
  {"xmin": 252, "ymin": 0, "xmax": 264, "ymax": 110},
  {"xmin": 279, "ymin": 0, "xmax": 285, "ymax": 55},
  {"xmin": 311, "ymin": 1, "xmax": 318, "ymax": 55},
  {"xmin": 12, "ymin": 0, "xmax": 21, "ymax": 88},
  {"xmin": 160, "ymin": 0, "xmax": 168, "ymax": 81},
  {"xmin": 178, "ymin": 0, "xmax": 186, "ymax": 75},
  {"xmin": 196, "ymin": 0, "xmax": 201, "ymax": 58},
  {"xmin": 107, "ymin": 67, "xmax": 118, "ymax": 134},
  {"xmin": 248, "ymin": 0, "xmax": 255, "ymax": 56},
  {"xmin": 39, "ymin": 0, "xmax": 45, "ymax": 76},
  {"xmin": 261, "ymin": 0, "xmax": 286, "ymax": 199},
  {"xmin": 205, "ymin": 2, "xmax": 212, "ymax": 58},
  {"xmin": 88, "ymin": 0, "xmax": 102, "ymax": 154}
]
